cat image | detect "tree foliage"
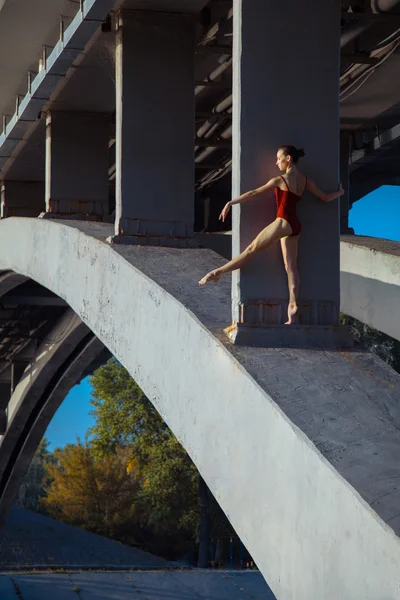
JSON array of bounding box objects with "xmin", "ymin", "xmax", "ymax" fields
[
  {"xmin": 16, "ymin": 437, "xmax": 56, "ymax": 513},
  {"xmin": 88, "ymin": 359, "xmax": 233, "ymax": 555},
  {"xmin": 42, "ymin": 442, "xmax": 140, "ymax": 538}
]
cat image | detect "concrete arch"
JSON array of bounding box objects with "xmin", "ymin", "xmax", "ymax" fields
[
  {"xmin": 0, "ymin": 309, "xmax": 104, "ymax": 527},
  {"xmin": 1, "ymin": 217, "xmax": 400, "ymax": 599}
]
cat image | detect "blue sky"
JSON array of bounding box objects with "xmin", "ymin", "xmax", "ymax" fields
[
  {"xmin": 45, "ymin": 378, "xmax": 95, "ymax": 451},
  {"xmin": 45, "ymin": 185, "xmax": 400, "ymax": 451},
  {"xmin": 349, "ymin": 185, "xmax": 400, "ymax": 241}
]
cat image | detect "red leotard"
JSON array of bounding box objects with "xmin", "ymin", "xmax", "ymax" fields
[{"xmin": 275, "ymin": 175, "xmax": 307, "ymax": 237}]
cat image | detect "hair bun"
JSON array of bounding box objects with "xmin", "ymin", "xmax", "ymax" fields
[{"xmin": 297, "ymin": 148, "xmax": 305, "ymax": 158}]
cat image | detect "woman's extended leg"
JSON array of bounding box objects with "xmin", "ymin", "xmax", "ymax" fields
[
  {"xmin": 280, "ymin": 234, "xmax": 300, "ymax": 324},
  {"xmin": 199, "ymin": 219, "xmax": 292, "ymax": 285}
]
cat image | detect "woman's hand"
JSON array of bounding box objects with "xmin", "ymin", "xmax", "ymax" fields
[
  {"xmin": 338, "ymin": 182, "xmax": 344, "ymax": 197},
  {"xmin": 219, "ymin": 201, "xmax": 232, "ymax": 222}
]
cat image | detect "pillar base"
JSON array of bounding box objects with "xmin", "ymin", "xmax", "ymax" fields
[
  {"xmin": 238, "ymin": 299, "xmax": 339, "ymax": 326},
  {"xmin": 225, "ymin": 323, "xmax": 354, "ymax": 349},
  {"xmin": 107, "ymin": 234, "xmax": 197, "ymax": 248}
]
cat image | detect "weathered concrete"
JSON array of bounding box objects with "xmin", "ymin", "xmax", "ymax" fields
[
  {"xmin": 1, "ymin": 219, "xmax": 400, "ymax": 599},
  {"xmin": 341, "ymin": 235, "xmax": 400, "ymax": 342},
  {"xmin": 0, "ymin": 571, "xmax": 274, "ymax": 600},
  {"xmin": 1, "ymin": 181, "xmax": 45, "ymax": 218},
  {"xmin": 45, "ymin": 112, "xmax": 109, "ymax": 218},
  {"xmin": 231, "ymin": 0, "xmax": 341, "ymax": 343},
  {"xmin": 112, "ymin": 11, "xmax": 195, "ymax": 245}
]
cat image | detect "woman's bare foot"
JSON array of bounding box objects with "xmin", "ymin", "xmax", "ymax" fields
[
  {"xmin": 285, "ymin": 303, "xmax": 298, "ymax": 325},
  {"xmin": 198, "ymin": 270, "xmax": 221, "ymax": 286}
]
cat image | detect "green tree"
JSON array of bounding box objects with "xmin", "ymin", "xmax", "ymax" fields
[
  {"xmin": 42, "ymin": 441, "xmax": 140, "ymax": 538},
  {"xmin": 16, "ymin": 437, "xmax": 56, "ymax": 514},
  {"xmin": 89, "ymin": 359, "xmax": 232, "ymax": 565}
]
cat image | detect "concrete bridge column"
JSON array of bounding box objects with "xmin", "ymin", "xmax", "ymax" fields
[
  {"xmin": 229, "ymin": 0, "xmax": 348, "ymax": 347},
  {"xmin": 340, "ymin": 132, "xmax": 354, "ymax": 234},
  {"xmin": 1, "ymin": 181, "xmax": 45, "ymax": 218},
  {"xmin": 44, "ymin": 111, "xmax": 110, "ymax": 220},
  {"xmin": 110, "ymin": 11, "xmax": 195, "ymax": 246}
]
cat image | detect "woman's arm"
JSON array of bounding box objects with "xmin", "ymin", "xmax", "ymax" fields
[
  {"xmin": 219, "ymin": 177, "xmax": 279, "ymax": 222},
  {"xmin": 307, "ymin": 179, "xmax": 344, "ymax": 203}
]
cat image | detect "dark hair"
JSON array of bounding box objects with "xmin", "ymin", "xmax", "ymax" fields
[{"xmin": 279, "ymin": 145, "xmax": 305, "ymax": 164}]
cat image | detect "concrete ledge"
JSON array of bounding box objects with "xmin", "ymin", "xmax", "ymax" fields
[
  {"xmin": 1, "ymin": 219, "xmax": 400, "ymax": 599},
  {"xmin": 341, "ymin": 235, "xmax": 400, "ymax": 342},
  {"xmin": 108, "ymin": 234, "xmax": 197, "ymax": 248},
  {"xmin": 226, "ymin": 323, "xmax": 353, "ymax": 348}
]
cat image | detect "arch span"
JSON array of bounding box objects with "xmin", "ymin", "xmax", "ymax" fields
[{"xmin": 1, "ymin": 217, "xmax": 400, "ymax": 599}]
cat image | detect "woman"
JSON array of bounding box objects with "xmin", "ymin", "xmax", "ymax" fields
[{"xmin": 198, "ymin": 145, "xmax": 344, "ymax": 325}]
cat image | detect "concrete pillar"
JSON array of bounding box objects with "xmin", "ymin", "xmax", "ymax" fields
[
  {"xmin": 1, "ymin": 181, "xmax": 45, "ymax": 218},
  {"xmin": 340, "ymin": 132, "xmax": 354, "ymax": 234},
  {"xmin": 229, "ymin": 0, "xmax": 348, "ymax": 347},
  {"xmin": 110, "ymin": 11, "xmax": 195, "ymax": 246},
  {"xmin": 45, "ymin": 111, "xmax": 110, "ymax": 219}
]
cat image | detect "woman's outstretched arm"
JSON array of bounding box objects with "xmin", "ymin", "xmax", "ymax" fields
[
  {"xmin": 307, "ymin": 180, "xmax": 344, "ymax": 203},
  {"xmin": 219, "ymin": 177, "xmax": 279, "ymax": 222}
]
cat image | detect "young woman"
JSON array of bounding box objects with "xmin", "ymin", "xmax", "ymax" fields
[{"xmin": 198, "ymin": 145, "xmax": 344, "ymax": 325}]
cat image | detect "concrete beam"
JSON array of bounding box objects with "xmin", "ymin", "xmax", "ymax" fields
[
  {"xmin": 10, "ymin": 362, "xmax": 28, "ymax": 395},
  {"xmin": 351, "ymin": 121, "xmax": 400, "ymax": 170},
  {"xmin": 341, "ymin": 235, "xmax": 400, "ymax": 342},
  {"xmin": 1, "ymin": 218, "xmax": 400, "ymax": 598}
]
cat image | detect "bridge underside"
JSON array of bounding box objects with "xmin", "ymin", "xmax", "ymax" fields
[
  {"xmin": 1, "ymin": 0, "xmax": 400, "ymax": 228},
  {"xmin": 0, "ymin": 218, "xmax": 399, "ymax": 598}
]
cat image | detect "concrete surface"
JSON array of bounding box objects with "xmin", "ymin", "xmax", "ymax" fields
[
  {"xmin": 341, "ymin": 235, "xmax": 400, "ymax": 342},
  {"xmin": 1, "ymin": 219, "xmax": 400, "ymax": 599},
  {"xmin": 231, "ymin": 0, "xmax": 340, "ymax": 331},
  {"xmin": 0, "ymin": 571, "xmax": 274, "ymax": 600}
]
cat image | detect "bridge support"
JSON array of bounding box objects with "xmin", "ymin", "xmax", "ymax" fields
[
  {"xmin": 340, "ymin": 132, "xmax": 354, "ymax": 235},
  {"xmin": 44, "ymin": 111, "xmax": 109, "ymax": 220},
  {"xmin": 109, "ymin": 11, "xmax": 195, "ymax": 246},
  {"xmin": 228, "ymin": 0, "xmax": 346, "ymax": 347},
  {"xmin": 1, "ymin": 181, "xmax": 45, "ymax": 218}
]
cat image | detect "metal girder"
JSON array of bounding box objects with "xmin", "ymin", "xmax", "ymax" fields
[
  {"xmin": 195, "ymin": 137, "xmax": 231, "ymax": 148},
  {"xmin": 341, "ymin": 53, "xmax": 379, "ymax": 65}
]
